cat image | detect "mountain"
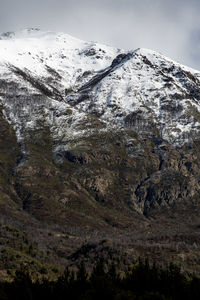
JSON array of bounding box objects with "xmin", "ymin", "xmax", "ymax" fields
[
  {"xmin": 0, "ymin": 28, "xmax": 200, "ymax": 277},
  {"xmin": 67, "ymin": 48, "xmax": 200, "ymax": 146}
]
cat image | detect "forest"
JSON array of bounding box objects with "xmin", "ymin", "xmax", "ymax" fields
[{"xmin": 0, "ymin": 259, "xmax": 200, "ymax": 299}]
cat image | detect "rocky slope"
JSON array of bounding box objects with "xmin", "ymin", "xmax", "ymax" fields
[
  {"xmin": 0, "ymin": 28, "xmax": 200, "ymax": 277},
  {"xmin": 67, "ymin": 48, "xmax": 200, "ymax": 146}
]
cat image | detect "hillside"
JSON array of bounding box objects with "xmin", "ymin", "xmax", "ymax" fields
[{"xmin": 0, "ymin": 29, "xmax": 200, "ymax": 278}]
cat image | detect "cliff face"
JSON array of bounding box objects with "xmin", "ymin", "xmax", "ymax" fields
[{"xmin": 0, "ymin": 29, "xmax": 200, "ymax": 277}]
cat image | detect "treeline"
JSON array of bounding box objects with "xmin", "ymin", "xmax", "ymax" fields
[{"xmin": 0, "ymin": 259, "xmax": 200, "ymax": 299}]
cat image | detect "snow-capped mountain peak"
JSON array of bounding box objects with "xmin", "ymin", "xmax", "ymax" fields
[
  {"xmin": 0, "ymin": 28, "xmax": 121, "ymax": 91},
  {"xmin": 66, "ymin": 46, "xmax": 200, "ymax": 146},
  {"xmin": 1, "ymin": 29, "xmax": 200, "ymax": 147},
  {"xmin": 0, "ymin": 29, "xmax": 122, "ymax": 152}
]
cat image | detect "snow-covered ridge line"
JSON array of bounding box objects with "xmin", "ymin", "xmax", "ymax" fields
[
  {"xmin": 65, "ymin": 46, "xmax": 200, "ymax": 146},
  {"xmin": 0, "ymin": 28, "xmax": 120, "ymax": 77},
  {"xmin": 1, "ymin": 28, "xmax": 200, "ymax": 147},
  {"xmin": 0, "ymin": 29, "xmax": 122, "ymax": 152}
]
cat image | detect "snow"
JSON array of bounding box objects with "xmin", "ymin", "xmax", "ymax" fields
[
  {"xmin": 0, "ymin": 29, "xmax": 120, "ymax": 92},
  {"xmin": 0, "ymin": 29, "xmax": 121, "ymax": 150},
  {"xmin": 66, "ymin": 46, "xmax": 200, "ymax": 146},
  {"xmin": 1, "ymin": 28, "xmax": 200, "ymax": 147},
  {"xmin": 137, "ymin": 48, "xmax": 200, "ymax": 74}
]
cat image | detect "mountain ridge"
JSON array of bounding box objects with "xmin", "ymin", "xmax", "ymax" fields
[
  {"xmin": 0, "ymin": 29, "xmax": 200, "ymax": 277},
  {"xmin": 66, "ymin": 47, "xmax": 200, "ymax": 146},
  {"xmin": 2, "ymin": 29, "xmax": 200, "ymax": 147}
]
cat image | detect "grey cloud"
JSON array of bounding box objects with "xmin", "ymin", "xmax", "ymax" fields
[{"xmin": 0, "ymin": 0, "xmax": 199, "ymax": 69}]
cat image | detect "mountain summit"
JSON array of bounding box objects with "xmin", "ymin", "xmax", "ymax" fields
[
  {"xmin": 1, "ymin": 29, "xmax": 200, "ymax": 275},
  {"xmin": 1, "ymin": 29, "xmax": 200, "ymax": 147}
]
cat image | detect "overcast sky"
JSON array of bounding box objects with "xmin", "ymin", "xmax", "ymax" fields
[{"xmin": 0, "ymin": 0, "xmax": 200, "ymax": 69}]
